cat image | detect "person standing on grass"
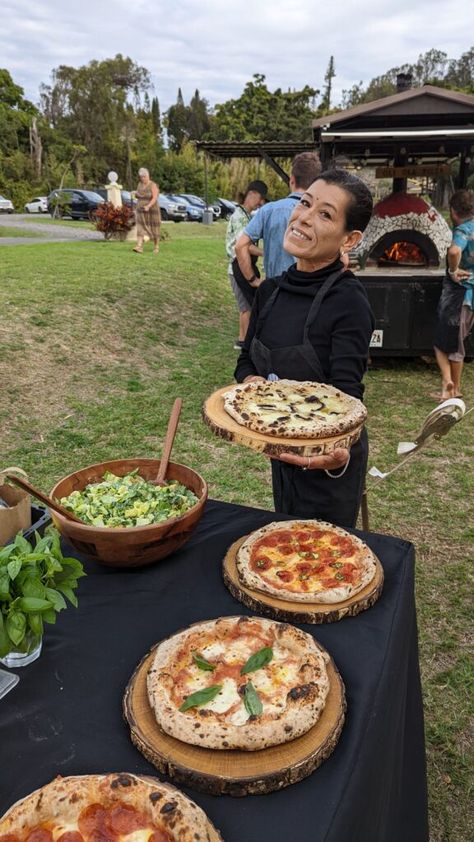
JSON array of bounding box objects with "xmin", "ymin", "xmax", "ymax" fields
[
  {"xmin": 235, "ymin": 152, "xmax": 321, "ymax": 283},
  {"xmin": 433, "ymin": 189, "xmax": 474, "ymax": 400},
  {"xmin": 133, "ymin": 167, "xmax": 161, "ymax": 255},
  {"xmin": 226, "ymin": 180, "xmax": 268, "ymax": 350}
]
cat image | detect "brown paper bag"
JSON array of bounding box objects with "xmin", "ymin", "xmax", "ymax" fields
[{"xmin": 0, "ymin": 469, "xmax": 31, "ymax": 545}]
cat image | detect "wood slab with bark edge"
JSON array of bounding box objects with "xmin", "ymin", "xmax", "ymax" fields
[
  {"xmin": 202, "ymin": 385, "xmax": 364, "ymax": 457},
  {"xmin": 123, "ymin": 642, "xmax": 345, "ymax": 797},
  {"xmin": 222, "ymin": 536, "xmax": 384, "ymax": 624}
]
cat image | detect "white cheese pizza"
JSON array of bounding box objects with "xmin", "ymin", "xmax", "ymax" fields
[
  {"xmin": 223, "ymin": 380, "xmax": 366, "ymax": 439},
  {"xmin": 146, "ymin": 616, "xmax": 331, "ymax": 751}
]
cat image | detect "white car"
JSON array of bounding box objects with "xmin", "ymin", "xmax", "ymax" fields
[
  {"xmin": 24, "ymin": 196, "xmax": 48, "ymax": 214},
  {"xmin": 0, "ymin": 194, "xmax": 14, "ymax": 213}
]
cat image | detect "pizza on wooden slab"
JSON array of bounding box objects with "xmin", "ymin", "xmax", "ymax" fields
[
  {"xmin": 236, "ymin": 521, "xmax": 377, "ymax": 604},
  {"xmin": 223, "ymin": 380, "xmax": 367, "ymax": 439},
  {"xmin": 0, "ymin": 774, "xmax": 217, "ymax": 842},
  {"xmin": 146, "ymin": 616, "xmax": 331, "ymax": 751}
]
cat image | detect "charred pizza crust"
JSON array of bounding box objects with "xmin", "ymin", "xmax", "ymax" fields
[
  {"xmin": 223, "ymin": 380, "xmax": 367, "ymax": 439},
  {"xmin": 147, "ymin": 616, "xmax": 330, "ymax": 751},
  {"xmin": 236, "ymin": 521, "xmax": 377, "ymax": 604},
  {"xmin": 0, "ymin": 774, "xmax": 217, "ymax": 842}
]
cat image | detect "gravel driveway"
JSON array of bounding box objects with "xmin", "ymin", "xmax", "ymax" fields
[{"xmin": 0, "ymin": 213, "xmax": 102, "ymax": 244}]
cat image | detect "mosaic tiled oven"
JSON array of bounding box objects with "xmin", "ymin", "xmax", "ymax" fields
[{"xmin": 358, "ymin": 193, "xmax": 452, "ymax": 268}]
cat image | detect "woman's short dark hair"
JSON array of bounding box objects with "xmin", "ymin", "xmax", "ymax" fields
[
  {"xmin": 314, "ymin": 169, "xmax": 373, "ymax": 232},
  {"xmin": 449, "ymin": 189, "xmax": 474, "ymax": 218}
]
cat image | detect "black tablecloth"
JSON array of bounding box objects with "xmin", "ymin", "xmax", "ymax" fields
[{"xmin": 0, "ymin": 500, "xmax": 428, "ymax": 841}]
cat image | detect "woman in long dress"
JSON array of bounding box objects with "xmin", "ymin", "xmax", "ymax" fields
[{"xmin": 133, "ymin": 167, "xmax": 161, "ymax": 254}]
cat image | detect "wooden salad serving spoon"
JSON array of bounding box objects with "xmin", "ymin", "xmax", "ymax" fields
[
  {"xmin": 4, "ymin": 473, "xmax": 84, "ymax": 524},
  {"xmin": 155, "ymin": 398, "xmax": 183, "ymax": 485}
]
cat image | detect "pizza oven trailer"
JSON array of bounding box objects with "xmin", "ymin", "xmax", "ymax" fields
[
  {"xmin": 312, "ymin": 81, "xmax": 474, "ymax": 357},
  {"xmin": 198, "ymin": 84, "xmax": 474, "ymax": 356}
]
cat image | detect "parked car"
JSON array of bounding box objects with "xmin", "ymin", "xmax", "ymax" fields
[
  {"xmin": 94, "ymin": 188, "xmax": 134, "ymax": 207},
  {"xmin": 158, "ymin": 194, "xmax": 187, "ymax": 222},
  {"xmin": 167, "ymin": 194, "xmax": 203, "ymax": 222},
  {"xmin": 0, "ymin": 194, "xmax": 14, "ymax": 214},
  {"xmin": 216, "ymin": 198, "xmax": 237, "ymax": 220},
  {"xmin": 47, "ymin": 189, "xmax": 105, "ymax": 220},
  {"xmin": 179, "ymin": 194, "xmax": 221, "ymax": 220},
  {"xmin": 24, "ymin": 196, "xmax": 48, "ymax": 214}
]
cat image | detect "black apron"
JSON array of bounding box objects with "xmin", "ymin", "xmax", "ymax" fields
[{"xmin": 250, "ymin": 269, "xmax": 368, "ymax": 528}]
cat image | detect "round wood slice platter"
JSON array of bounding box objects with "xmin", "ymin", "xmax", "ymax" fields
[
  {"xmin": 123, "ymin": 644, "xmax": 346, "ymax": 797},
  {"xmin": 202, "ymin": 384, "xmax": 364, "ymax": 457},
  {"xmin": 222, "ymin": 536, "xmax": 384, "ymax": 624}
]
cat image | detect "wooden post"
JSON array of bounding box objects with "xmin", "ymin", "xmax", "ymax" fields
[{"xmin": 360, "ymin": 487, "xmax": 370, "ymax": 532}]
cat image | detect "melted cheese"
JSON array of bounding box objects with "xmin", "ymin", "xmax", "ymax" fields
[
  {"xmin": 201, "ymin": 641, "xmax": 225, "ymax": 660},
  {"xmin": 202, "ymin": 677, "xmax": 241, "ymax": 713}
]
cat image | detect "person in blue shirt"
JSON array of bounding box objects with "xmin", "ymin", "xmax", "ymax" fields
[
  {"xmin": 433, "ymin": 189, "xmax": 474, "ymax": 400},
  {"xmin": 235, "ymin": 152, "xmax": 321, "ymax": 283}
]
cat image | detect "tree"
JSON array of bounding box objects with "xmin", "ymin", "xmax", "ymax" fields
[
  {"xmin": 166, "ymin": 88, "xmax": 188, "ymax": 151},
  {"xmin": 187, "ymin": 89, "xmax": 210, "ymax": 140},
  {"xmin": 40, "ymin": 54, "xmax": 151, "ymax": 183},
  {"xmin": 151, "ymin": 96, "xmax": 162, "ymax": 142},
  {"xmin": 320, "ymin": 56, "xmax": 336, "ymax": 113},
  {"xmin": 339, "ymin": 47, "xmax": 473, "ymax": 108},
  {"xmin": 0, "ymin": 69, "xmax": 38, "ymax": 207},
  {"xmin": 207, "ymin": 74, "xmax": 318, "ymax": 142}
]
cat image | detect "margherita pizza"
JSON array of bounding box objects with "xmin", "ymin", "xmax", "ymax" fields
[
  {"xmin": 223, "ymin": 379, "xmax": 366, "ymax": 439},
  {"xmin": 0, "ymin": 774, "xmax": 218, "ymax": 842},
  {"xmin": 236, "ymin": 521, "xmax": 377, "ymax": 604},
  {"xmin": 146, "ymin": 616, "xmax": 331, "ymax": 751}
]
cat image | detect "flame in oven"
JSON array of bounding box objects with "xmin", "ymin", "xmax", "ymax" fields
[{"xmin": 382, "ymin": 242, "xmax": 426, "ymax": 265}]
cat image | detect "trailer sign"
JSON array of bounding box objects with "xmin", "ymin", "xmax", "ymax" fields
[{"xmin": 370, "ymin": 329, "xmax": 384, "ymax": 348}]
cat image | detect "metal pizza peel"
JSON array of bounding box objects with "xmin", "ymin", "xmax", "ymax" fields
[{"xmin": 361, "ymin": 398, "xmax": 470, "ymax": 530}]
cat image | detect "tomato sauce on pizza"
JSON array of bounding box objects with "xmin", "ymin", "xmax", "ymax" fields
[{"xmin": 236, "ymin": 521, "xmax": 377, "ymax": 604}]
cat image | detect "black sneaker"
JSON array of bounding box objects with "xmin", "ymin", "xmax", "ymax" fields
[{"xmin": 233, "ymin": 340, "xmax": 244, "ymax": 350}]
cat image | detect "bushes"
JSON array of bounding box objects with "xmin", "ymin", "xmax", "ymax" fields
[{"xmin": 93, "ymin": 202, "xmax": 135, "ymax": 239}]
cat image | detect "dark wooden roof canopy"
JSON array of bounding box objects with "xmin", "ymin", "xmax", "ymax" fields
[
  {"xmin": 197, "ymin": 87, "xmax": 474, "ymax": 188},
  {"xmin": 311, "ymin": 85, "xmax": 474, "ymax": 184}
]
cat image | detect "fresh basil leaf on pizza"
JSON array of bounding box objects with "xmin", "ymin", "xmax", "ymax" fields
[
  {"xmin": 146, "ymin": 616, "xmax": 331, "ymax": 751},
  {"xmin": 223, "ymin": 379, "xmax": 366, "ymax": 439},
  {"xmin": 236, "ymin": 521, "xmax": 377, "ymax": 604}
]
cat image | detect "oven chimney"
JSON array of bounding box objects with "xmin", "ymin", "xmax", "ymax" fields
[{"xmin": 396, "ymin": 73, "xmax": 413, "ymax": 93}]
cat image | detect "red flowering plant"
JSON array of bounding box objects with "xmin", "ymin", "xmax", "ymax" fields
[{"xmin": 93, "ymin": 202, "xmax": 135, "ymax": 240}]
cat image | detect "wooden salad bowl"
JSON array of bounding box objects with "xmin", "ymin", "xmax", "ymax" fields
[{"xmin": 50, "ymin": 458, "xmax": 207, "ymax": 568}]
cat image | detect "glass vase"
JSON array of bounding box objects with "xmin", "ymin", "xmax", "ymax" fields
[{"xmin": 0, "ymin": 633, "xmax": 42, "ymax": 668}]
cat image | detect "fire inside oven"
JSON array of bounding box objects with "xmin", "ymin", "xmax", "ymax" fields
[{"xmin": 379, "ymin": 240, "xmax": 427, "ymax": 267}]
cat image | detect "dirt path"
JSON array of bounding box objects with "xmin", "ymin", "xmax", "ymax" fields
[{"xmin": 0, "ymin": 214, "xmax": 102, "ymax": 244}]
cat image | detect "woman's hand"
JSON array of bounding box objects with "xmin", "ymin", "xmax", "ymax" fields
[
  {"xmin": 273, "ymin": 448, "xmax": 350, "ymax": 471},
  {"xmin": 243, "ymin": 375, "xmax": 266, "ymax": 383}
]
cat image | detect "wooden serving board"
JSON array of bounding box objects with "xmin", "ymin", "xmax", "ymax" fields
[
  {"xmin": 223, "ymin": 536, "xmax": 384, "ymax": 624},
  {"xmin": 202, "ymin": 385, "xmax": 364, "ymax": 457},
  {"xmin": 123, "ymin": 645, "xmax": 346, "ymax": 797}
]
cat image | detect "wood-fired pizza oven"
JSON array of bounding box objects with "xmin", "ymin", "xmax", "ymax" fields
[{"xmin": 357, "ymin": 192, "xmax": 452, "ymax": 268}]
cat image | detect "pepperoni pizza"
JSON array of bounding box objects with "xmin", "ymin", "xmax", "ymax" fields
[
  {"xmin": 236, "ymin": 521, "xmax": 377, "ymax": 603},
  {"xmin": 0, "ymin": 775, "xmax": 218, "ymax": 842}
]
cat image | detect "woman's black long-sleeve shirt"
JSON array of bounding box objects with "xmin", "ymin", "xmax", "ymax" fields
[{"xmin": 234, "ymin": 260, "xmax": 374, "ymax": 400}]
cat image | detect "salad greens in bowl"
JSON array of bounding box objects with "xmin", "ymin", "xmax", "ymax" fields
[{"xmin": 50, "ymin": 458, "xmax": 207, "ymax": 568}]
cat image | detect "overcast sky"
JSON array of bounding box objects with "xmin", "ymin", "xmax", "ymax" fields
[{"xmin": 2, "ymin": 0, "xmax": 472, "ymax": 112}]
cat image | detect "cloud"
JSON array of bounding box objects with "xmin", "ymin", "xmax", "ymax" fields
[{"xmin": 1, "ymin": 0, "xmax": 472, "ymax": 111}]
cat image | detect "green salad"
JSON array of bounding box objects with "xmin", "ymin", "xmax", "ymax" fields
[{"xmin": 59, "ymin": 470, "xmax": 198, "ymax": 528}]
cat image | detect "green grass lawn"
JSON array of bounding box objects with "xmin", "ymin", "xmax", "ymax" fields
[{"xmin": 0, "ymin": 225, "xmax": 472, "ymax": 840}]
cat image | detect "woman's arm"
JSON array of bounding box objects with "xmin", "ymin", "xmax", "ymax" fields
[{"xmin": 145, "ymin": 182, "xmax": 159, "ymax": 211}]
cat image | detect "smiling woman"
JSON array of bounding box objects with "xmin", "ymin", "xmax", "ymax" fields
[{"xmin": 235, "ymin": 169, "xmax": 375, "ymax": 528}]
